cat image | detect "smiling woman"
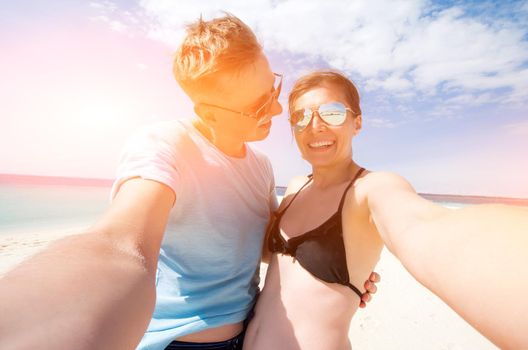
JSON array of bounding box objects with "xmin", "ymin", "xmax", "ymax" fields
[{"xmin": 243, "ymin": 70, "xmax": 384, "ymax": 350}]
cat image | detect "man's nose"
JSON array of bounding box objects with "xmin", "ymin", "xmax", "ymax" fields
[
  {"xmin": 257, "ymin": 99, "xmax": 283, "ymax": 126},
  {"xmin": 270, "ymin": 99, "xmax": 283, "ymax": 117}
]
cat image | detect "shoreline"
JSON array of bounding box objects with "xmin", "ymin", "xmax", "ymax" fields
[{"xmin": 2, "ymin": 173, "xmax": 528, "ymax": 204}]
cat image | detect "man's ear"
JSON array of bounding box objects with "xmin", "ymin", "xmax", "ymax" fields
[
  {"xmin": 194, "ymin": 105, "xmax": 217, "ymax": 126},
  {"xmin": 353, "ymin": 114, "xmax": 362, "ymax": 135}
]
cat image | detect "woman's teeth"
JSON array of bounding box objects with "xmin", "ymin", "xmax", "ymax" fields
[{"xmin": 309, "ymin": 140, "xmax": 334, "ymax": 148}]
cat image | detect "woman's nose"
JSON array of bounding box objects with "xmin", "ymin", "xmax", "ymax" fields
[{"xmin": 310, "ymin": 112, "xmax": 326, "ymax": 130}]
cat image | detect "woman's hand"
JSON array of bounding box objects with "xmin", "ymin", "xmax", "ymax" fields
[{"xmin": 359, "ymin": 271, "xmax": 380, "ymax": 308}]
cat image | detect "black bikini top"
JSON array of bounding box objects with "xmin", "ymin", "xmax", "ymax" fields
[{"xmin": 267, "ymin": 168, "xmax": 366, "ymax": 298}]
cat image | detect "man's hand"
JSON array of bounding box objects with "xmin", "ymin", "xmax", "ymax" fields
[{"xmin": 359, "ymin": 271, "xmax": 380, "ymax": 308}]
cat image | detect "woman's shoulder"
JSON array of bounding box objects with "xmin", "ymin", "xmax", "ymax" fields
[
  {"xmin": 356, "ymin": 171, "xmax": 410, "ymax": 190},
  {"xmin": 348, "ymin": 170, "xmax": 410, "ymax": 206}
]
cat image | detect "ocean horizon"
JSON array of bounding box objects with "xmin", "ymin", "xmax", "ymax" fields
[
  {"xmin": 1, "ymin": 173, "xmax": 527, "ymax": 235},
  {"xmin": 2, "ymin": 173, "xmax": 527, "ymax": 203}
]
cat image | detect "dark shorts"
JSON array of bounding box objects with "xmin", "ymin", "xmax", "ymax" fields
[
  {"xmin": 165, "ymin": 295, "xmax": 258, "ymax": 350},
  {"xmin": 165, "ymin": 331, "xmax": 245, "ymax": 350}
]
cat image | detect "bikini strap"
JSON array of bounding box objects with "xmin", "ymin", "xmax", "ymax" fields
[
  {"xmin": 346, "ymin": 282, "xmax": 364, "ymax": 298},
  {"xmin": 337, "ymin": 167, "xmax": 365, "ymax": 212},
  {"xmin": 277, "ymin": 174, "xmax": 313, "ymax": 216}
]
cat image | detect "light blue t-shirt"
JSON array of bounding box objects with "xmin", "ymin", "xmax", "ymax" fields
[{"xmin": 111, "ymin": 119, "xmax": 277, "ymax": 350}]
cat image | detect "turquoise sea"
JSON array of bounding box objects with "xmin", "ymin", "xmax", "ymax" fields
[
  {"xmin": 1, "ymin": 174, "xmax": 527, "ymax": 235},
  {"xmin": 0, "ymin": 183, "xmax": 110, "ymax": 235}
]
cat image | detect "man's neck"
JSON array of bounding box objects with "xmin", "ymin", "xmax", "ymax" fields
[{"xmin": 191, "ymin": 119, "xmax": 246, "ymax": 158}]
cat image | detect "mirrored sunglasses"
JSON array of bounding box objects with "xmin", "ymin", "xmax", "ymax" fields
[{"xmin": 289, "ymin": 102, "xmax": 356, "ymax": 132}]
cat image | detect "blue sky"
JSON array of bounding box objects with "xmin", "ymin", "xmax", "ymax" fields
[{"xmin": 1, "ymin": 0, "xmax": 527, "ymax": 197}]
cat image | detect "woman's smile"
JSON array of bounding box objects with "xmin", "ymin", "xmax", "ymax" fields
[{"xmin": 307, "ymin": 139, "xmax": 336, "ymax": 151}]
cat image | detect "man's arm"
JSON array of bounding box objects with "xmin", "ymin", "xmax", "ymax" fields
[
  {"xmin": 365, "ymin": 172, "xmax": 528, "ymax": 349},
  {"xmin": 0, "ymin": 178, "xmax": 174, "ymax": 350}
]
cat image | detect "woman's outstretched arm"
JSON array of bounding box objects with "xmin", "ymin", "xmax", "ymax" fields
[{"xmin": 364, "ymin": 172, "xmax": 528, "ymax": 350}]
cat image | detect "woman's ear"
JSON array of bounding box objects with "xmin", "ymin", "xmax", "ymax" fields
[{"xmin": 353, "ymin": 114, "xmax": 362, "ymax": 135}]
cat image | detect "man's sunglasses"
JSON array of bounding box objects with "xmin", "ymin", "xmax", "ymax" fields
[
  {"xmin": 289, "ymin": 102, "xmax": 358, "ymax": 132},
  {"xmin": 199, "ymin": 73, "xmax": 282, "ymax": 122}
]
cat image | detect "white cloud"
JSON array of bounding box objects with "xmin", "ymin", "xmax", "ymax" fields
[
  {"xmin": 365, "ymin": 74, "xmax": 413, "ymax": 92},
  {"xmin": 89, "ymin": 1, "xmax": 144, "ymax": 36},
  {"xmin": 89, "ymin": 1, "xmax": 117, "ymax": 12},
  {"xmin": 89, "ymin": 14, "xmax": 128, "ymax": 33},
  {"xmin": 444, "ymin": 92, "xmax": 498, "ymax": 107},
  {"xmin": 93, "ymin": 0, "xmax": 528, "ymax": 108},
  {"xmin": 365, "ymin": 117, "xmax": 398, "ymax": 128},
  {"xmin": 109, "ymin": 20, "xmax": 127, "ymax": 32}
]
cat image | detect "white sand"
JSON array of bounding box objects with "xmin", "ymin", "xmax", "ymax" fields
[
  {"xmin": 0, "ymin": 230, "xmax": 497, "ymax": 349},
  {"xmin": 0, "ymin": 228, "xmax": 84, "ymax": 275},
  {"xmin": 349, "ymin": 248, "xmax": 497, "ymax": 349}
]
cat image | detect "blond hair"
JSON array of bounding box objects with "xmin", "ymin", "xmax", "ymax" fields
[{"xmin": 173, "ymin": 14, "xmax": 262, "ymax": 100}]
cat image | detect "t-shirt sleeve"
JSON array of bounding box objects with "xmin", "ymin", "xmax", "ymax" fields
[{"xmin": 110, "ymin": 126, "xmax": 180, "ymax": 201}]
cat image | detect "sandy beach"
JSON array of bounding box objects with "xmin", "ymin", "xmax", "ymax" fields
[
  {"xmin": 349, "ymin": 248, "xmax": 497, "ymax": 349},
  {"xmin": 0, "ymin": 228, "xmax": 85, "ymax": 275},
  {"xmin": 0, "ymin": 229, "xmax": 497, "ymax": 349}
]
